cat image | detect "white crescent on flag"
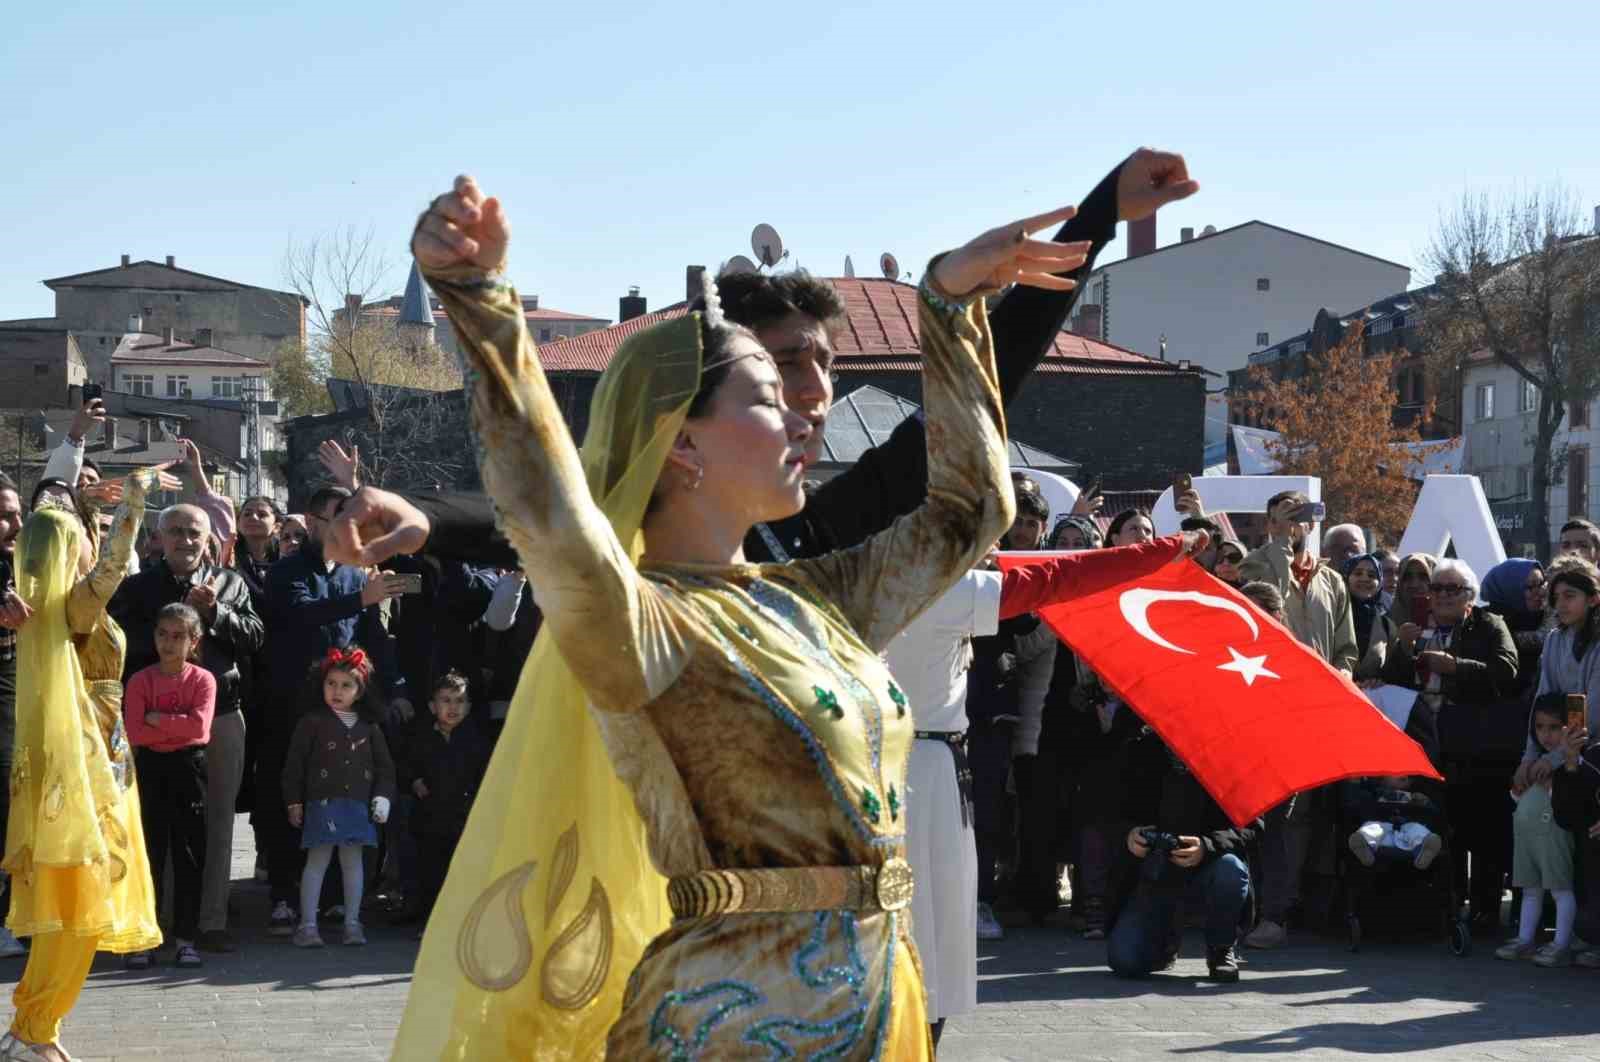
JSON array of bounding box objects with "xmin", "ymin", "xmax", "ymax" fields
[{"xmin": 1118, "ymin": 588, "xmax": 1260, "ymax": 655}]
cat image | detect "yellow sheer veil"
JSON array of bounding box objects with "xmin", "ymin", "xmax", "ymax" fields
[
  {"xmin": 5, "ymin": 508, "xmax": 104, "ymax": 880},
  {"xmin": 398, "ymin": 298, "xmax": 721, "ymax": 1059}
]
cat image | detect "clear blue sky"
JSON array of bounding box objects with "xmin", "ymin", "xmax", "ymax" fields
[{"xmin": 5, "ymin": 1, "xmax": 1597, "ymax": 326}]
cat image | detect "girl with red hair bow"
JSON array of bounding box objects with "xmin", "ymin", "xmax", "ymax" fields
[{"xmin": 280, "ymin": 644, "xmax": 395, "ymax": 948}]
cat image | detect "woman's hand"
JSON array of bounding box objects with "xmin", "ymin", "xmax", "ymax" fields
[
  {"xmin": 1069, "ymin": 489, "xmax": 1103, "ymax": 516},
  {"xmin": 318, "ymin": 440, "xmax": 361, "ymax": 490},
  {"xmin": 931, "ymin": 206, "xmax": 1090, "ymax": 299},
  {"xmin": 325, "ymin": 487, "xmax": 430, "ymax": 567},
  {"xmin": 413, "ymin": 175, "xmax": 509, "ymax": 274},
  {"xmin": 287, "ymin": 804, "xmax": 304, "ymax": 828},
  {"xmin": 1417, "ymin": 651, "xmax": 1457, "ymax": 675},
  {"xmin": 1398, "ymin": 623, "xmax": 1423, "ymax": 646}
]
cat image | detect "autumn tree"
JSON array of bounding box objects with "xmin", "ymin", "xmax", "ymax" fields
[
  {"xmin": 282, "ymin": 226, "xmax": 465, "ymax": 489},
  {"xmin": 1240, "ymin": 324, "xmax": 1440, "ymax": 542},
  {"xmin": 1424, "ymin": 185, "xmax": 1600, "ymax": 559},
  {"xmin": 269, "ymin": 339, "xmax": 334, "ymax": 418}
]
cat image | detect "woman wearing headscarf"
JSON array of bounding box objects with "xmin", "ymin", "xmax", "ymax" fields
[
  {"xmin": 1343, "ymin": 554, "xmax": 1397, "ymax": 683},
  {"xmin": 394, "ymin": 176, "xmax": 1094, "ymax": 1059},
  {"xmin": 1480, "ymin": 558, "xmax": 1551, "ymax": 695},
  {"xmin": 1391, "ymin": 552, "xmax": 1437, "ymax": 629},
  {"xmin": 2, "ymin": 470, "xmax": 167, "ymax": 1062},
  {"xmin": 1213, "ymin": 539, "xmax": 1246, "ymax": 589}
]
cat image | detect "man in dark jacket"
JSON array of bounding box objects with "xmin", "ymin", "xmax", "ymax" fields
[
  {"xmin": 111, "ymin": 501, "xmax": 264, "ymax": 953},
  {"xmin": 323, "ymin": 149, "xmax": 1201, "ymax": 573},
  {"xmin": 1105, "ymin": 724, "xmax": 1259, "ymax": 983},
  {"xmin": 258, "ymin": 485, "xmax": 408, "ymax": 934}
]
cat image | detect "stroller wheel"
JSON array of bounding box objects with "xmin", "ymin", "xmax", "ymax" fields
[
  {"xmin": 1347, "ymin": 915, "xmax": 1362, "ymax": 953},
  {"xmin": 1450, "ymin": 919, "xmax": 1472, "ymax": 957}
]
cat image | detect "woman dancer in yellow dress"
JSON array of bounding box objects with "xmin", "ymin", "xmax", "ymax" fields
[
  {"xmin": 394, "ymin": 176, "xmax": 1086, "ymax": 1060},
  {"xmin": 2, "ymin": 470, "xmax": 166, "ymax": 1062}
]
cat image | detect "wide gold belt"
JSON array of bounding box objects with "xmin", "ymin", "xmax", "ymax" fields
[{"xmin": 668, "ymin": 857, "xmax": 914, "ymax": 919}]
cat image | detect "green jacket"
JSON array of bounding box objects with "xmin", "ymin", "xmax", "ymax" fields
[{"xmin": 1238, "ymin": 536, "xmax": 1359, "ymax": 673}]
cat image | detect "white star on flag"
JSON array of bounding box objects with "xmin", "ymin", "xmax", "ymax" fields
[{"xmin": 1217, "ymin": 646, "xmax": 1279, "ymax": 687}]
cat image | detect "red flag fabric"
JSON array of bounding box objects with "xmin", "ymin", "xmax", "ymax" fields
[{"xmin": 998, "ymin": 553, "xmax": 1440, "ymax": 827}]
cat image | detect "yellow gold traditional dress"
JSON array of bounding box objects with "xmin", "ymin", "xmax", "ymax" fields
[
  {"xmin": 6, "ymin": 475, "xmax": 161, "ymax": 1046},
  {"xmin": 398, "ymin": 263, "xmax": 1011, "ymax": 1061}
]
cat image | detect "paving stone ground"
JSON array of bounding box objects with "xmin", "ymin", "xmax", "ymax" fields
[{"xmin": 1, "ymin": 821, "xmax": 1596, "ymax": 1060}]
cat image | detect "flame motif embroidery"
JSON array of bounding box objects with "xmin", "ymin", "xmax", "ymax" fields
[
  {"xmin": 454, "ymin": 823, "xmax": 614, "ymax": 1011},
  {"xmin": 456, "ymin": 862, "xmax": 538, "ymax": 992}
]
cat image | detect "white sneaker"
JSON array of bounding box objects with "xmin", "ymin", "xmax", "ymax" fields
[
  {"xmin": 976, "ymin": 902, "xmax": 1005, "ymax": 941},
  {"xmin": 0, "ymin": 927, "xmax": 26, "ymax": 959}
]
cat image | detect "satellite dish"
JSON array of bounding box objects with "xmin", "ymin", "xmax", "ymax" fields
[
  {"xmin": 880, "ymin": 252, "xmax": 900, "ymax": 281},
  {"xmin": 844, "ymin": 255, "xmax": 856, "ymax": 278},
  {"xmin": 752, "ymin": 224, "xmax": 785, "ymax": 268},
  {"xmin": 1201, "ymin": 224, "xmax": 1217, "ymax": 236},
  {"xmin": 722, "ymin": 255, "xmax": 758, "ymax": 276}
]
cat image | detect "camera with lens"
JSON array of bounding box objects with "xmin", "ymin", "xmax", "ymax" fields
[{"xmin": 1139, "ymin": 829, "xmax": 1181, "ymax": 883}]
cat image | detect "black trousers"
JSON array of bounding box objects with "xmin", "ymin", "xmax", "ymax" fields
[
  {"xmin": 255, "ymin": 733, "xmax": 304, "ymax": 906},
  {"xmin": 135, "ymin": 746, "xmax": 208, "ymax": 941},
  {"xmin": 970, "ymin": 718, "xmax": 1015, "ymax": 907},
  {"xmin": 1448, "ymin": 777, "xmax": 1511, "ymax": 918},
  {"xmin": 415, "ymin": 830, "xmax": 462, "ymax": 918}
]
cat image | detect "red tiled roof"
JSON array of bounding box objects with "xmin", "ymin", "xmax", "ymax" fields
[{"xmin": 535, "ymin": 278, "xmax": 1197, "ymax": 377}]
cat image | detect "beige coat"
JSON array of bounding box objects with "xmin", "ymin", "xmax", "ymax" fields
[{"xmin": 1239, "ymin": 536, "xmax": 1360, "ymax": 673}]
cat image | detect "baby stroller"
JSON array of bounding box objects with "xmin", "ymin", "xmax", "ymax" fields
[{"xmin": 1336, "ymin": 775, "xmax": 1472, "ymax": 956}]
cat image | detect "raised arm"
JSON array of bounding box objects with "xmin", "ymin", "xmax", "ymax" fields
[
  {"xmin": 414, "ymin": 177, "xmax": 688, "ymax": 713},
  {"xmin": 796, "ymin": 151, "xmax": 1195, "ymax": 554},
  {"xmin": 67, "ymin": 467, "xmax": 158, "ymax": 633},
  {"xmin": 998, "ymin": 535, "xmax": 1188, "ymax": 620}
]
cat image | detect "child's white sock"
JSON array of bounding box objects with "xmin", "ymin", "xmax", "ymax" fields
[
  {"xmin": 1553, "ymin": 889, "xmax": 1578, "ymax": 950},
  {"xmin": 1518, "ymin": 888, "xmax": 1544, "ymax": 947}
]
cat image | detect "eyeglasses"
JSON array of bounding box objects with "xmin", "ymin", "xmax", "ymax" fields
[
  {"xmin": 1429, "ymin": 583, "xmax": 1469, "ymax": 597},
  {"xmin": 1219, "ymin": 551, "xmax": 1244, "ymax": 564}
]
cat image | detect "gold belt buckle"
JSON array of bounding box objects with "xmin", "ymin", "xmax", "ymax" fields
[{"xmin": 874, "ymin": 857, "xmax": 914, "ymax": 912}]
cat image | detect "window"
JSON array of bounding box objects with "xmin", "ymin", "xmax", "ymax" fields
[
  {"xmin": 1573, "ymin": 400, "xmax": 1590, "ymax": 429},
  {"xmin": 1256, "ymin": 332, "xmax": 1270, "ymax": 347},
  {"xmin": 1570, "ymin": 446, "xmax": 1590, "ymax": 518},
  {"xmin": 1517, "ymin": 466, "xmax": 1529, "ymax": 498},
  {"xmin": 1288, "ymin": 340, "xmax": 1307, "ymax": 355},
  {"xmin": 538, "ymin": 327, "xmax": 552, "ymax": 342},
  {"xmin": 1256, "ymin": 278, "xmax": 1270, "ymax": 291},
  {"xmin": 166, "ymin": 374, "xmax": 189, "ymax": 398},
  {"xmin": 1370, "ymin": 318, "xmax": 1393, "ymax": 336},
  {"xmin": 210, "ymin": 375, "xmax": 242, "ymax": 398},
  {"xmin": 1520, "ymin": 378, "xmax": 1537, "ymax": 414},
  {"xmin": 124, "ymin": 373, "xmax": 154, "ymax": 396},
  {"xmin": 1475, "ymin": 383, "xmax": 1495, "ymax": 421}
]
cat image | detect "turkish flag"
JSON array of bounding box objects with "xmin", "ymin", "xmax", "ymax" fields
[{"xmin": 998, "ymin": 554, "xmax": 1440, "ymax": 826}]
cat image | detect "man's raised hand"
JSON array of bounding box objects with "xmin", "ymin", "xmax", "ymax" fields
[
  {"xmin": 1117, "ymin": 148, "xmax": 1200, "ymax": 222},
  {"xmin": 413, "ymin": 175, "xmax": 509, "ymax": 274}
]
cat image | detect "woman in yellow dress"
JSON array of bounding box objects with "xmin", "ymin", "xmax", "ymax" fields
[
  {"xmin": 2, "ymin": 470, "xmax": 165, "ymax": 1062},
  {"xmin": 392, "ymin": 176, "xmax": 1085, "ymax": 1060}
]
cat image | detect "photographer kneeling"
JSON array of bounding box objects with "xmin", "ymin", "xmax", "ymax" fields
[{"xmin": 1106, "ymin": 725, "xmax": 1260, "ymax": 983}]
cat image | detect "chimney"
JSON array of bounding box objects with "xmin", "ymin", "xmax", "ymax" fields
[
  {"xmin": 165, "ymin": 255, "xmax": 175, "ymax": 268},
  {"xmin": 526, "ymin": 294, "xmax": 539, "ymax": 310},
  {"xmin": 1180, "ymin": 227, "xmax": 1195, "ymax": 243},
  {"xmin": 120, "ymin": 254, "xmax": 130, "ymax": 267},
  {"xmin": 1594, "ymin": 204, "xmax": 1599, "ymax": 235},
  {"xmin": 139, "ymin": 420, "xmax": 152, "ymax": 449},
  {"xmin": 194, "ymin": 327, "xmax": 213, "ymax": 348},
  {"xmin": 686, "ymin": 265, "xmax": 706, "ymax": 304},
  {"xmin": 127, "ymin": 313, "xmax": 142, "ymax": 334},
  {"xmin": 1127, "ymin": 216, "xmax": 1156, "ymax": 258},
  {"xmin": 104, "ymin": 417, "xmax": 118, "ymax": 450},
  {"xmin": 620, "ymin": 286, "xmax": 647, "ymax": 323},
  {"xmin": 1070, "ymin": 303, "xmax": 1103, "ymax": 339},
  {"xmin": 162, "ymin": 326, "xmax": 175, "ymax": 345}
]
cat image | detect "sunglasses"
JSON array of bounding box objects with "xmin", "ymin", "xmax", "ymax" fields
[{"xmin": 1219, "ymin": 551, "xmax": 1244, "ymax": 564}]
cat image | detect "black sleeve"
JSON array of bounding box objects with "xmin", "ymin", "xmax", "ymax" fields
[
  {"xmin": 797, "ymin": 163, "xmax": 1124, "ymax": 553},
  {"xmin": 404, "ymin": 491, "xmax": 519, "ymax": 570},
  {"xmin": 1552, "ymin": 759, "xmax": 1600, "ymax": 833},
  {"xmin": 985, "ymin": 161, "xmax": 1122, "ymax": 407}
]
